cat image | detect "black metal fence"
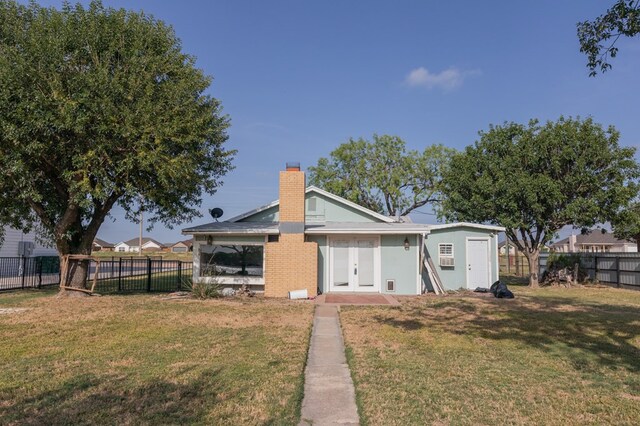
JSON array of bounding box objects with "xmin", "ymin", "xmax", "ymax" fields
[
  {"xmin": 0, "ymin": 256, "xmax": 192, "ymax": 293},
  {"xmin": 91, "ymin": 257, "xmax": 193, "ymax": 293},
  {"xmin": 0, "ymin": 257, "xmax": 60, "ymax": 290}
]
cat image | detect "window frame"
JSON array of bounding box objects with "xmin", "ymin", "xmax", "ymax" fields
[
  {"xmin": 438, "ymin": 243, "xmax": 455, "ymax": 267},
  {"xmin": 438, "ymin": 243, "xmax": 454, "ymax": 258}
]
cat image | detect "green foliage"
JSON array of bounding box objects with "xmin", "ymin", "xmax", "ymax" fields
[
  {"xmin": 0, "ymin": 1, "xmax": 234, "ymax": 255},
  {"xmin": 441, "ymin": 117, "xmax": 639, "ymax": 285},
  {"xmin": 308, "ymin": 135, "xmax": 455, "ymax": 217},
  {"xmin": 546, "ymin": 252, "xmax": 584, "ymax": 272},
  {"xmin": 578, "ymin": 0, "xmax": 640, "ymax": 76},
  {"xmin": 611, "ymin": 200, "xmax": 640, "ymax": 248}
]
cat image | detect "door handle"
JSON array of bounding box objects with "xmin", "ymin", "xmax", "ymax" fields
[{"xmin": 354, "ymin": 267, "xmax": 357, "ymax": 275}]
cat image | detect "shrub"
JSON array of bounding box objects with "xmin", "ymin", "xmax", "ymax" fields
[
  {"xmin": 187, "ymin": 281, "xmax": 223, "ymax": 299},
  {"xmin": 546, "ymin": 252, "xmax": 583, "ymax": 270}
]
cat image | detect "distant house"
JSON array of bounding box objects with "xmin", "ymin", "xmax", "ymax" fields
[
  {"xmin": 0, "ymin": 226, "xmax": 57, "ymax": 257},
  {"xmin": 498, "ymin": 240, "xmax": 550, "ymax": 256},
  {"xmin": 551, "ymin": 232, "xmax": 637, "ymax": 253},
  {"xmin": 114, "ymin": 237, "xmax": 165, "ymax": 253},
  {"xmin": 169, "ymin": 239, "xmax": 193, "ymax": 253},
  {"xmin": 92, "ymin": 238, "xmax": 114, "ymax": 252}
]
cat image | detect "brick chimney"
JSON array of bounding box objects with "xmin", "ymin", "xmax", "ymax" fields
[
  {"xmin": 278, "ymin": 162, "xmax": 305, "ymax": 239},
  {"xmin": 264, "ymin": 163, "xmax": 318, "ymax": 297}
]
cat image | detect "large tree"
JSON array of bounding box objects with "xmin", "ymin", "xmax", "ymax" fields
[
  {"xmin": 578, "ymin": 0, "xmax": 640, "ymax": 75},
  {"xmin": 441, "ymin": 117, "xmax": 638, "ymax": 287},
  {"xmin": 308, "ymin": 135, "xmax": 455, "ymax": 217},
  {"xmin": 0, "ymin": 1, "xmax": 234, "ymax": 294},
  {"xmin": 611, "ymin": 200, "xmax": 640, "ymax": 250}
]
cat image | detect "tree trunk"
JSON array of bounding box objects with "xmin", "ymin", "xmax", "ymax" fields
[
  {"xmin": 59, "ymin": 257, "xmax": 91, "ymax": 297},
  {"xmin": 636, "ymin": 235, "xmax": 640, "ymax": 252},
  {"xmin": 58, "ymin": 245, "xmax": 93, "ymax": 297},
  {"xmin": 523, "ymin": 250, "xmax": 540, "ymax": 288}
]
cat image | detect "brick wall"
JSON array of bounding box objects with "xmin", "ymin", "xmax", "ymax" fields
[{"xmin": 264, "ymin": 237, "xmax": 318, "ymax": 297}]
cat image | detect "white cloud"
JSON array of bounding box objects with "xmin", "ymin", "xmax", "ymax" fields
[{"xmin": 404, "ymin": 66, "xmax": 479, "ymax": 90}]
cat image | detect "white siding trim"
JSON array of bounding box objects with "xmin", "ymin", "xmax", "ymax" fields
[
  {"xmin": 430, "ymin": 222, "xmax": 505, "ymax": 232},
  {"xmin": 494, "ymin": 235, "xmax": 500, "ymax": 282},
  {"xmin": 416, "ymin": 234, "xmax": 421, "ymax": 295}
]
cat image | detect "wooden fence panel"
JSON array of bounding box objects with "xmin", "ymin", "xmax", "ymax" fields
[{"xmin": 539, "ymin": 252, "xmax": 640, "ymax": 290}]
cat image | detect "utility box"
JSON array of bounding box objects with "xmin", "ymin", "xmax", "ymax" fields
[{"xmin": 18, "ymin": 241, "xmax": 35, "ymax": 257}]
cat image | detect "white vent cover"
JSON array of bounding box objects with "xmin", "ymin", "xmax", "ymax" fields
[
  {"xmin": 386, "ymin": 279, "xmax": 395, "ymax": 292},
  {"xmin": 439, "ymin": 257, "xmax": 455, "ymax": 267}
]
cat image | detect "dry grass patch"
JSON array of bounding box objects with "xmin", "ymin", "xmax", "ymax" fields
[
  {"xmin": 0, "ymin": 290, "xmax": 314, "ymax": 425},
  {"xmin": 341, "ymin": 286, "xmax": 640, "ymax": 425}
]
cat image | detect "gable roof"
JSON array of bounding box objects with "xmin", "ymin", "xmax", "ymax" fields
[
  {"xmin": 226, "ymin": 186, "xmax": 395, "ymax": 224},
  {"xmin": 93, "ymin": 238, "xmax": 114, "ymax": 248},
  {"xmin": 552, "ymin": 232, "xmax": 633, "ymax": 247},
  {"xmin": 120, "ymin": 237, "xmax": 165, "ymax": 247},
  {"xmin": 170, "ymin": 239, "xmax": 194, "ymax": 248}
]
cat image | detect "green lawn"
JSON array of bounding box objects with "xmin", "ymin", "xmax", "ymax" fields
[
  {"xmin": 341, "ymin": 286, "xmax": 640, "ymax": 425},
  {"xmin": 0, "ymin": 291, "xmax": 314, "ymax": 425}
]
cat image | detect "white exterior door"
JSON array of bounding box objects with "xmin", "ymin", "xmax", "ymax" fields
[
  {"xmin": 467, "ymin": 238, "xmax": 490, "ymax": 289},
  {"xmin": 329, "ymin": 237, "xmax": 379, "ymax": 292}
]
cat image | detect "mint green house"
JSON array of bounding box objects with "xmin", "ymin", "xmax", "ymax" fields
[{"xmin": 184, "ymin": 177, "xmax": 504, "ymax": 295}]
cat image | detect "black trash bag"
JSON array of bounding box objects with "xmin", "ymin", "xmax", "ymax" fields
[{"xmin": 490, "ymin": 280, "xmax": 514, "ymax": 299}]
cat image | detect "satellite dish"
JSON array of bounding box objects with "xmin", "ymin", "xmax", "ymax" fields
[{"xmin": 209, "ymin": 207, "xmax": 224, "ymax": 221}]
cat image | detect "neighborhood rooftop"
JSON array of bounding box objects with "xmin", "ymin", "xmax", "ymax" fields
[
  {"xmin": 553, "ymin": 232, "xmax": 632, "ymax": 246},
  {"xmin": 121, "ymin": 237, "xmax": 165, "ymax": 247}
]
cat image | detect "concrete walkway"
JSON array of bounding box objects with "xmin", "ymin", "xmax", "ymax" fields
[
  {"xmin": 316, "ymin": 293, "xmax": 400, "ymax": 306},
  {"xmin": 299, "ymin": 305, "xmax": 359, "ymax": 425}
]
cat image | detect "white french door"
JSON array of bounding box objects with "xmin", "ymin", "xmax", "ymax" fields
[{"xmin": 329, "ymin": 237, "xmax": 379, "ymax": 292}]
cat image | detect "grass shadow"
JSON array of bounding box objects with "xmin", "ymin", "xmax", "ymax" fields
[
  {"xmin": 373, "ymin": 293, "xmax": 640, "ymax": 373},
  {"xmin": 0, "ymin": 368, "xmax": 222, "ymax": 425}
]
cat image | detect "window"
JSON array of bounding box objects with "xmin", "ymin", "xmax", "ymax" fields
[
  {"xmin": 308, "ymin": 197, "xmax": 317, "ymax": 212},
  {"xmin": 200, "ymin": 245, "xmax": 264, "ymax": 277},
  {"xmin": 118, "ymin": 247, "xmax": 125, "ymax": 252},
  {"xmin": 438, "ymin": 243, "xmax": 454, "ymax": 267}
]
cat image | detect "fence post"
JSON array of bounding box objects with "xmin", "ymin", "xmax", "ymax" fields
[
  {"xmin": 616, "ymin": 255, "xmax": 621, "ymax": 288},
  {"xmin": 38, "ymin": 257, "xmax": 43, "ymax": 289},
  {"xmin": 594, "ymin": 254, "xmax": 599, "ymax": 283},
  {"xmin": 177, "ymin": 262, "xmax": 182, "ymax": 291},
  {"xmin": 21, "ymin": 256, "xmax": 26, "ymax": 289},
  {"xmin": 118, "ymin": 257, "xmax": 122, "ymax": 292},
  {"xmin": 147, "ymin": 257, "xmax": 152, "ymax": 292}
]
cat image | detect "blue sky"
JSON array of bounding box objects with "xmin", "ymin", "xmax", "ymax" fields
[{"xmin": 34, "ymin": 1, "xmax": 640, "ymax": 244}]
